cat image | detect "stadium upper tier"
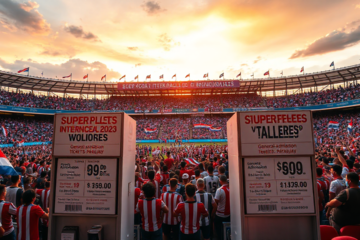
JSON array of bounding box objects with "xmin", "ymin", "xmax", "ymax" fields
[{"xmin": 1, "ymin": 64, "xmax": 360, "ymax": 95}]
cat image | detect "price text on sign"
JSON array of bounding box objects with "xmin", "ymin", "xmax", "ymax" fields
[
  {"xmin": 55, "ymin": 158, "xmax": 117, "ymax": 215},
  {"xmin": 244, "ymin": 157, "xmax": 315, "ymax": 214}
]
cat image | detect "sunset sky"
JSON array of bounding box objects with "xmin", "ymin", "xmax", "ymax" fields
[{"xmin": 1, "ymin": 0, "xmax": 360, "ymax": 82}]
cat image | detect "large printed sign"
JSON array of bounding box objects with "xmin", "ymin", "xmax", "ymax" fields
[
  {"xmin": 117, "ymin": 80, "xmax": 240, "ymax": 91},
  {"xmin": 244, "ymin": 157, "xmax": 315, "ymax": 214},
  {"xmin": 239, "ymin": 111, "xmax": 314, "ymax": 156},
  {"xmin": 53, "ymin": 113, "xmax": 121, "ymax": 156},
  {"xmin": 54, "ymin": 158, "xmax": 117, "ymax": 215}
]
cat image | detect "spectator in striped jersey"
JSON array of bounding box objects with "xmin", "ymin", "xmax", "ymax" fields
[
  {"xmin": 144, "ymin": 170, "xmax": 160, "ymax": 199},
  {"xmin": 174, "ymin": 183, "xmax": 208, "ymax": 240},
  {"xmin": 136, "ymin": 183, "xmax": 168, "ymax": 240},
  {"xmin": 0, "ymin": 184, "xmax": 17, "ymax": 240},
  {"xmin": 214, "ymin": 175, "xmax": 230, "ymax": 240},
  {"xmin": 36, "ymin": 181, "xmax": 51, "ymax": 240},
  {"xmin": 195, "ymin": 178, "xmax": 217, "ymax": 240},
  {"xmin": 161, "ymin": 178, "xmax": 183, "ymax": 240}
]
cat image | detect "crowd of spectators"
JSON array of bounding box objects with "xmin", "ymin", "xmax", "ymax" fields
[
  {"xmin": 135, "ymin": 117, "xmax": 162, "ymax": 140},
  {"xmin": 192, "ymin": 116, "xmax": 228, "ymax": 139},
  {"xmin": 160, "ymin": 117, "xmax": 191, "ymax": 140},
  {"xmin": 1, "ymin": 83, "xmax": 360, "ymax": 112},
  {"xmin": 0, "ymin": 116, "xmax": 53, "ymax": 144}
]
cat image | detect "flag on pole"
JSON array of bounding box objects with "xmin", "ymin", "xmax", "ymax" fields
[
  {"xmin": 172, "ymin": 74, "xmax": 176, "ymax": 79},
  {"xmin": 209, "ymin": 127, "xmax": 222, "ymax": 132},
  {"xmin": 280, "ymin": 71, "xmax": 283, "ymax": 76},
  {"xmin": 17, "ymin": 67, "xmax": 29, "ymax": 73},
  {"xmin": 145, "ymin": 128, "xmax": 157, "ymax": 133},
  {"xmin": 101, "ymin": 75, "xmax": 106, "ymax": 81},
  {"xmin": 63, "ymin": 73, "xmax": 72, "ymax": 78},
  {"xmin": 330, "ymin": 61, "xmax": 335, "ymax": 67},
  {"xmin": 251, "ymin": 73, "xmax": 254, "ymax": 77},
  {"xmin": 160, "ymin": 74, "xmax": 164, "ymax": 79},
  {"xmin": 83, "ymin": 74, "xmax": 88, "ymax": 79},
  {"xmin": 185, "ymin": 74, "xmax": 190, "ymax": 78},
  {"xmin": 300, "ymin": 66, "xmax": 304, "ymax": 73},
  {"xmin": 348, "ymin": 119, "xmax": 354, "ymax": 134},
  {"xmin": 328, "ymin": 121, "xmax": 339, "ymax": 129},
  {"xmin": 1, "ymin": 125, "xmax": 7, "ymax": 137},
  {"xmin": 119, "ymin": 75, "xmax": 126, "ymax": 80},
  {"xmin": 185, "ymin": 158, "xmax": 199, "ymax": 166},
  {"xmin": 146, "ymin": 75, "xmax": 151, "ymax": 79},
  {"xmin": 0, "ymin": 149, "xmax": 18, "ymax": 176},
  {"xmin": 203, "ymin": 73, "xmax": 208, "ymax": 78},
  {"xmin": 219, "ymin": 73, "xmax": 224, "ymax": 78},
  {"xmin": 236, "ymin": 72, "xmax": 241, "ymax": 78},
  {"xmin": 264, "ymin": 70, "xmax": 269, "ymax": 76},
  {"xmin": 135, "ymin": 75, "xmax": 138, "ymax": 80},
  {"xmin": 41, "ymin": 72, "xmax": 43, "ymax": 76}
]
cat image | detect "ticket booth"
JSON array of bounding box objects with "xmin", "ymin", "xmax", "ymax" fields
[
  {"xmin": 49, "ymin": 113, "xmax": 136, "ymax": 240},
  {"xmin": 227, "ymin": 111, "xmax": 320, "ymax": 240}
]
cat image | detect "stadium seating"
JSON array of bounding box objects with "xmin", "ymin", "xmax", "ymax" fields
[
  {"xmin": 340, "ymin": 226, "xmax": 360, "ymax": 239},
  {"xmin": 320, "ymin": 225, "xmax": 338, "ymax": 240}
]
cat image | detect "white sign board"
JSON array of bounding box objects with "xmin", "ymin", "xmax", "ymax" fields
[
  {"xmin": 54, "ymin": 114, "xmax": 121, "ymax": 156},
  {"xmin": 244, "ymin": 157, "xmax": 315, "ymax": 214},
  {"xmin": 55, "ymin": 158, "xmax": 117, "ymax": 215},
  {"xmin": 239, "ymin": 111, "xmax": 314, "ymax": 156}
]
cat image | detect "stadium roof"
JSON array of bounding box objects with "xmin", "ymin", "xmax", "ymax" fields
[{"xmin": 1, "ymin": 64, "xmax": 360, "ymax": 95}]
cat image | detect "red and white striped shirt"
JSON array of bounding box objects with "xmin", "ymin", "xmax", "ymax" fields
[
  {"xmin": 161, "ymin": 191, "xmax": 183, "ymax": 225},
  {"xmin": 215, "ymin": 184, "xmax": 230, "ymax": 217},
  {"xmin": 16, "ymin": 204, "xmax": 45, "ymax": 240},
  {"xmin": 36, "ymin": 189, "xmax": 50, "ymax": 226},
  {"xmin": 135, "ymin": 178, "xmax": 144, "ymax": 189},
  {"xmin": 144, "ymin": 180, "xmax": 160, "ymax": 199},
  {"xmin": 0, "ymin": 201, "xmax": 17, "ymax": 236},
  {"xmin": 136, "ymin": 198, "xmax": 165, "ymax": 232},
  {"xmin": 174, "ymin": 201, "xmax": 207, "ymax": 234},
  {"xmin": 134, "ymin": 187, "xmax": 141, "ymax": 212}
]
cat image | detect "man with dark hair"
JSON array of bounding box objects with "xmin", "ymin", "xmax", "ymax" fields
[
  {"xmin": 161, "ymin": 178, "xmax": 183, "ymax": 240},
  {"xmin": 204, "ymin": 166, "xmax": 219, "ymax": 196},
  {"xmin": 16, "ymin": 189, "xmax": 49, "ymax": 240},
  {"xmin": 5, "ymin": 175, "xmax": 23, "ymax": 208},
  {"xmin": 37, "ymin": 160, "xmax": 46, "ymax": 176},
  {"xmin": 144, "ymin": 170, "xmax": 160, "ymax": 198},
  {"xmin": 214, "ymin": 175, "xmax": 230, "ymax": 240},
  {"xmin": 329, "ymin": 165, "xmax": 346, "ymax": 201},
  {"xmin": 0, "ymin": 184, "xmax": 17, "ymax": 239},
  {"xmin": 195, "ymin": 178, "xmax": 217, "ymax": 240},
  {"xmin": 35, "ymin": 171, "xmax": 47, "ymax": 189},
  {"xmin": 174, "ymin": 183, "xmax": 208, "ymax": 240},
  {"xmin": 160, "ymin": 165, "xmax": 170, "ymax": 187},
  {"xmin": 191, "ymin": 170, "xmax": 201, "ymax": 185},
  {"xmin": 136, "ymin": 183, "xmax": 168, "ymax": 240},
  {"xmin": 218, "ymin": 166, "xmax": 226, "ymax": 178},
  {"xmin": 199, "ymin": 163, "xmax": 208, "ymax": 178},
  {"xmin": 326, "ymin": 172, "xmax": 360, "ymax": 233},
  {"xmin": 164, "ymin": 152, "xmax": 174, "ymax": 170}
]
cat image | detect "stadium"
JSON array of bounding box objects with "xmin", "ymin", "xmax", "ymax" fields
[{"xmin": 1, "ymin": 63, "xmax": 360, "ymax": 239}]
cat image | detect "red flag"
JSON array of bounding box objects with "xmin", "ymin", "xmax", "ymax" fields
[
  {"xmin": 172, "ymin": 74, "xmax": 176, "ymax": 78},
  {"xmin": 300, "ymin": 67, "xmax": 304, "ymax": 73},
  {"xmin": 203, "ymin": 73, "xmax": 208, "ymax": 78},
  {"xmin": 83, "ymin": 74, "xmax": 88, "ymax": 79},
  {"xmin": 62, "ymin": 73, "xmax": 72, "ymax": 78},
  {"xmin": 101, "ymin": 75, "xmax": 106, "ymax": 81},
  {"xmin": 119, "ymin": 75, "xmax": 126, "ymax": 80},
  {"xmin": 264, "ymin": 71, "xmax": 269, "ymax": 76},
  {"xmin": 236, "ymin": 72, "xmax": 241, "ymax": 78},
  {"xmin": 134, "ymin": 75, "xmax": 138, "ymax": 80},
  {"xmin": 146, "ymin": 75, "xmax": 151, "ymax": 79},
  {"xmin": 160, "ymin": 74, "xmax": 164, "ymax": 79},
  {"xmin": 185, "ymin": 74, "xmax": 190, "ymax": 78},
  {"xmin": 18, "ymin": 67, "xmax": 29, "ymax": 73}
]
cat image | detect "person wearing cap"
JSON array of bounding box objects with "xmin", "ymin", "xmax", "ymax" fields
[{"xmin": 195, "ymin": 178, "xmax": 217, "ymax": 240}]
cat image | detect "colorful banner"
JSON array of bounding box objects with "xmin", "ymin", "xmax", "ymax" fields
[{"xmin": 117, "ymin": 80, "xmax": 240, "ymax": 91}]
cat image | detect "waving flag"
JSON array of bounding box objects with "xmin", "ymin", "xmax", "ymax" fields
[
  {"xmin": 280, "ymin": 71, "xmax": 283, "ymax": 76},
  {"xmin": 348, "ymin": 120, "xmax": 354, "ymax": 134},
  {"xmin": 236, "ymin": 72, "xmax": 241, "ymax": 78},
  {"xmin": 101, "ymin": 75, "xmax": 106, "ymax": 81},
  {"xmin": 63, "ymin": 73, "xmax": 72, "ymax": 79},
  {"xmin": 1, "ymin": 125, "xmax": 7, "ymax": 137},
  {"xmin": 144, "ymin": 128, "xmax": 157, "ymax": 133},
  {"xmin": 185, "ymin": 74, "xmax": 190, "ymax": 78},
  {"xmin": 210, "ymin": 127, "xmax": 222, "ymax": 132},
  {"xmin": 193, "ymin": 124, "xmax": 213, "ymax": 129},
  {"xmin": 135, "ymin": 75, "xmax": 138, "ymax": 80},
  {"xmin": 185, "ymin": 158, "xmax": 199, "ymax": 166},
  {"xmin": 300, "ymin": 67, "xmax": 304, "ymax": 73},
  {"xmin": 330, "ymin": 61, "xmax": 335, "ymax": 67},
  {"xmin": 328, "ymin": 121, "xmax": 339, "ymax": 129},
  {"xmin": 264, "ymin": 70, "xmax": 269, "ymax": 76},
  {"xmin": 146, "ymin": 75, "xmax": 151, "ymax": 79},
  {"xmin": 172, "ymin": 74, "xmax": 176, "ymax": 78},
  {"xmin": 0, "ymin": 150, "xmax": 18, "ymax": 176},
  {"xmin": 18, "ymin": 67, "xmax": 29, "ymax": 73},
  {"xmin": 160, "ymin": 74, "xmax": 164, "ymax": 79},
  {"xmin": 83, "ymin": 74, "xmax": 88, "ymax": 79},
  {"xmin": 17, "ymin": 140, "xmax": 25, "ymax": 146},
  {"xmin": 219, "ymin": 73, "xmax": 224, "ymax": 78},
  {"xmin": 203, "ymin": 73, "xmax": 208, "ymax": 78},
  {"xmin": 119, "ymin": 75, "xmax": 126, "ymax": 80}
]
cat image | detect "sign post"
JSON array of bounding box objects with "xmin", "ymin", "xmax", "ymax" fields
[
  {"xmin": 49, "ymin": 113, "xmax": 136, "ymax": 240},
  {"xmin": 227, "ymin": 111, "xmax": 320, "ymax": 240}
]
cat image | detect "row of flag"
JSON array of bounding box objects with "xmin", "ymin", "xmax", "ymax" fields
[
  {"xmin": 327, "ymin": 119, "xmax": 354, "ymax": 134},
  {"xmin": 193, "ymin": 124, "xmax": 222, "ymax": 131},
  {"xmin": 16, "ymin": 61, "xmax": 336, "ymax": 81}
]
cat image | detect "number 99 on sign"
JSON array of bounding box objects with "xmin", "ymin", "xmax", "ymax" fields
[{"xmin": 87, "ymin": 164, "xmax": 107, "ymax": 177}]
